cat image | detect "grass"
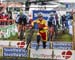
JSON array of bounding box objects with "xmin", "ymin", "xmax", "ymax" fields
[
  {"xmin": 0, "ymin": 57, "xmax": 28, "ymax": 60},
  {"xmin": 0, "ymin": 28, "xmax": 72, "ymax": 42},
  {"xmin": 0, "ymin": 57, "xmax": 56, "ymax": 60},
  {"xmin": 55, "ymin": 30, "xmax": 72, "ymax": 42},
  {"xmin": 56, "ymin": 33, "xmax": 72, "ymax": 42}
]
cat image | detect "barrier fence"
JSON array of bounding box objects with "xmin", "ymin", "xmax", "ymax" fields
[
  {"xmin": 0, "ymin": 41, "xmax": 74, "ymax": 60},
  {"xmin": 0, "ymin": 19, "xmax": 15, "ymax": 24}
]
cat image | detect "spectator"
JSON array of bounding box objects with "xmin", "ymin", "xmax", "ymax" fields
[
  {"xmin": 8, "ymin": 11, "xmax": 12, "ymax": 19},
  {"xmin": 48, "ymin": 13, "xmax": 55, "ymax": 27},
  {"xmin": 61, "ymin": 15, "xmax": 66, "ymax": 33}
]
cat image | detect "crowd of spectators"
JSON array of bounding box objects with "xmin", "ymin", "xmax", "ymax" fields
[
  {"xmin": 0, "ymin": 11, "xmax": 14, "ymax": 25},
  {"xmin": 48, "ymin": 12, "xmax": 73, "ymax": 30}
]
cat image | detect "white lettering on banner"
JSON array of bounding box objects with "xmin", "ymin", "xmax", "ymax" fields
[
  {"xmin": 30, "ymin": 49, "xmax": 52, "ymax": 59},
  {"xmin": 34, "ymin": 13, "xmax": 49, "ymax": 17},
  {"xmin": 53, "ymin": 42, "xmax": 72, "ymax": 50},
  {"xmin": 4, "ymin": 53, "xmax": 27, "ymax": 57},
  {"xmin": 3, "ymin": 48, "xmax": 28, "ymax": 57}
]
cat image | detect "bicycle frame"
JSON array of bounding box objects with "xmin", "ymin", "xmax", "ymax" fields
[
  {"xmin": 19, "ymin": 22, "xmax": 25, "ymax": 41},
  {"xmin": 26, "ymin": 28, "xmax": 34, "ymax": 50},
  {"xmin": 48, "ymin": 25, "xmax": 55, "ymax": 41}
]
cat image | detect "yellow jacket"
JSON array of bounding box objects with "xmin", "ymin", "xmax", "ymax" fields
[{"xmin": 31, "ymin": 19, "xmax": 48, "ymax": 32}]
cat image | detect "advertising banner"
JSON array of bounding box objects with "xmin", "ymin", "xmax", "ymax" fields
[
  {"xmin": 53, "ymin": 42, "xmax": 72, "ymax": 50},
  {"xmin": 3, "ymin": 48, "xmax": 28, "ymax": 57},
  {"xmin": 0, "ymin": 41, "xmax": 26, "ymax": 48},
  {"xmin": 33, "ymin": 10, "xmax": 56, "ymax": 20},
  {"xmin": 31, "ymin": 41, "xmax": 50, "ymax": 49},
  {"xmin": 0, "ymin": 24, "xmax": 17, "ymax": 38},
  {"xmin": 30, "ymin": 49, "xmax": 75, "ymax": 60},
  {"xmin": 32, "ymin": 10, "xmax": 56, "ymax": 29},
  {"xmin": 54, "ymin": 50, "xmax": 75, "ymax": 60},
  {"xmin": 10, "ymin": 41, "xmax": 27, "ymax": 48},
  {"xmin": 0, "ymin": 41, "xmax": 9, "ymax": 47},
  {"xmin": 30, "ymin": 49, "xmax": 52, "ymax": 59}
]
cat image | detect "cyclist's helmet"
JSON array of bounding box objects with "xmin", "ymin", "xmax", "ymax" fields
[
  {"xmin": 38, "ymin": 13, "xmax": 43, "ymax": 18},
  {"xmin": 19, "ymin": 9, "xmax": 23, "ymax": 15}
]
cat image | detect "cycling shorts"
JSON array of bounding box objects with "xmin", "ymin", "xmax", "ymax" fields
[{"xmin": 48, "ymin": 21, "xmax": 53, "ymax": 27}]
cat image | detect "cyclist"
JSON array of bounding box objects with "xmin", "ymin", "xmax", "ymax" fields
[
  {"xmin": 48, "ymin": 13, "xmax": 55, "ymax": 27},
  {"xmin": 31, "ymin": 14, "xmax": 48, "ymax": 50},
  {"xmin": 16, "ymin": 10, "xmax": 28, "ymax": 40},
  {"xmin": 48, "ymin": 13, "xmax": 54, "ymax": 38}
]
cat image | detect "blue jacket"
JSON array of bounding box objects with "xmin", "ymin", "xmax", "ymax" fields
[
  {"xmin": 48, "ymin": 16, "xmax": 54, "ymax": 22},
  {"xmin": 16, "ymin": 14, "xmax": 27, "ymax": 23}
]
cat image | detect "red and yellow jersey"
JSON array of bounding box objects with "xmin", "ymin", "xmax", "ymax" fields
[
  {"xmin": 31, "ymin": 19, "xmax": 48, "ymax": 32},
  {"xmin": 31, "ymin": 19, "xmax": 48, "ymax": 41}
]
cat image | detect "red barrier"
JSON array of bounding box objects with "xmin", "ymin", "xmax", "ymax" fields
[{"xmin": 0, "ymin": 19, "xmax": 15, "ymax": 23}]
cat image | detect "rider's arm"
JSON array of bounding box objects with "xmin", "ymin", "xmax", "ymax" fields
[
  {"xmin": 16, "ymin": 15, "xmax": 20, "ymax": 23},
  {"xmin": 31, "ymin": 20, "xmax": 37, "ymax": 26},
  {"xmin": 24, "ymin": 14, "xmax": 29, "ymax": 23},
  {"xmin": 43, "ymin": 20, "xmax": 48, "ymax": 30}
]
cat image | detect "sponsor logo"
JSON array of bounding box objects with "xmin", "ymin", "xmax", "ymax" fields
[
  {"xmin": 54, "ymin": 50, "xmax": 74, "ymax": 60},
  {"xmin": 62, "ymin": 51, "xmax": 72, "ymax": 59},
  {"xmin": 17, "ymin": 41, "xmax": 25, "ymax": 48}
]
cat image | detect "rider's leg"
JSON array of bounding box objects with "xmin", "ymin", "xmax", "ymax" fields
[
  {"xmin": 43, "ymin": 41, "xmax": 46, "ymax": 49},
  {"xmin": 50, "ymin": 34, "xmax": 53, "ymax": 41},
  {"xmin": 23, "ymin": 25, "xmax": 26, "ymax": 38},
  {"xmin": 54, "ymin": 25, "xmax": 57, "ymax": 39},
  {"xmin": 56, "ymin": 21, "xmax": 59, "ymax": 28},
  {"xmin": 36, "ymin": 33, "xmax": 41, "ymax": 50},
  {"xmin": 17, "ymin": 24, "xmax": 22, "ymax": 38},
  {"xmin": 37, "ymin": 33, "xmax": 41, "ymax": 46},
  {"xmin": 48, "ymin": 31, "xmax": 50, "ymax": 41},
  {"xmin": 39, "ymin": 31, "xmax": 47, "ymax": 49}
]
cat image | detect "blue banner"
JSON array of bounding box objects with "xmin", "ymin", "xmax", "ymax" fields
[
  {"xmin": 33, "ymin": 10, "xmax": 56, "ymax": 20},
  {"xmin": 53, "ymin": 42, "xmax": 72, "ymax": 50},
  {"xmin": 3, "ymin": 48, "xmax": 28, "ymax": 57},
  {"xmin": 33, "ymin": 10, "xmax": 56, "ymax": 29},
  {"xmin": 66, "ymin": 3, "xmax": 71, "ymax": 9},
  {"xmin": 31, "ymin": 41, "xmax": 50, "ymax": 49}
]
